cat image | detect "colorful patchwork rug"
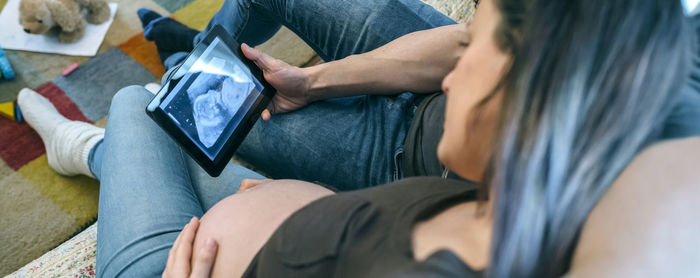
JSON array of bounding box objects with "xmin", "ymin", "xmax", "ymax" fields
[
  {"xmin": 0, "ymin": 0, "xmax": 471, "ymax": 275},
  {"xmin": 0, "ymin": 0, "xmax": 257, "ymax": 275}
]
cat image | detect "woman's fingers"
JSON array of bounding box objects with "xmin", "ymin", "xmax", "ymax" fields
[
  {"xmin": 166, "ymin": 223, "xmax": 183, "ymax": 264},
  {"xmin": 163, "ymin": 217, "xmax": 199, "ymax": 278},
  {"xmin": 190, "ymin": 239, "xmax": 219, "ymax": 278},
  {"xmin": 238, "ymin": 179, "xmax": 272, "ymax": 193},
  {"xmin": 176, "ymin": 217, "xmax": 199, "ymax": 269},
  {"xmin": 164, "ymin": 228, "xmax": 180, "ymax": 278},
  {"xmin": 168, "ymin": 219, "xmax": 192, "ymax": 266},
  {"xmin": 172, "ymin": 219, "xmax": 191, "ymax": 253}
]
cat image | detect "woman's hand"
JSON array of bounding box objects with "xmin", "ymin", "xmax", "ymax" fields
[
  {"xmin": 241, "ymin": 44, "xmax": 313, "ymax": 120},
  {"xmin": 163, "ymin": 217, "xmax": 219, "ymax": 278},
  {"xmin": 237, "ymin": 179, "xmax": 273, "ymax": 193}
]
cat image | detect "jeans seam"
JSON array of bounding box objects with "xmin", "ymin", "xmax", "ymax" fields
[
  {"xmin": 98, "ymin": 226, "xmax": 179, "ymax": 277},
  {"xmin": 261, "ymin": 0, "xmax": 332, "ymax": 61},
  {"xmin": 234, "ymin": 0, "xmax": 253, "ymax": 43},
  {"xmin": 176, "ymin": 148, "xmax": 201, "ymax": 210},
  {"xmin": 291, "ymin": 25, "xmax": 328, "ymax": 61},
  {"xmin": 110, "ymin": 242, "xmax": 173, "ymax": 277}
]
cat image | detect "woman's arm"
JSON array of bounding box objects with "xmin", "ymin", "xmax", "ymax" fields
[{"xmin": 567, "ymin": 138, "xmax": 700, "ymax": 277}]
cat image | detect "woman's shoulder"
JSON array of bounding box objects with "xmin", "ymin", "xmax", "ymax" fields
[{"xmin": 568, "ymin": 138, "xmax": 700, "ymax": 277}]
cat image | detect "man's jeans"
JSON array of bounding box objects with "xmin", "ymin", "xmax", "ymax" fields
[
  {"xmin": 93, "ymin": 0, "xmax": 455, "ymax": 276},
  {"xmin": 164, "ymin": 0, "xmax": 456, "ymax": 190}
]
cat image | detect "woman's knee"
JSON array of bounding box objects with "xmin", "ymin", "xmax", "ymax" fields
[
  {"xmin": 105, "ymin": 86, "xmax": 155, "ymax": 131},
  {"xmin": 109, "ymin": 85, "xmax": 153, "ymax": 115}
]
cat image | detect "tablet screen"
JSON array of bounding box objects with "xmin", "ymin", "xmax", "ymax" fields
[{"xmin": 159, "ymin": 37, "xmax": 265, "ymax": 159}]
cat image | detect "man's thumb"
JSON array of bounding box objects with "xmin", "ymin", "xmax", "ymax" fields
[{"xmin": 242, "ymin": 43, "xmax": 273, "ymax": 71}]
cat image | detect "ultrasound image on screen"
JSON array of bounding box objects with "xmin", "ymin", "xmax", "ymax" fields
[{"xmin": 159, "ymin": 37, "xmax": 263, "ymax": 159}]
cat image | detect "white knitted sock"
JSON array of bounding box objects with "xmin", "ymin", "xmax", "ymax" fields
[
  {"xmin": 17, "ymin": 88, "xmax": 104, "ymax": 178},
  {"xmin": 144, "ymin": 83, "xmax": 161, "ymax": 95}
]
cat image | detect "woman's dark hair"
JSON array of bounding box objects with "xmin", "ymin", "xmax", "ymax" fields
[{"xmin": 480, "ymin": 0, "xmax": 695, "ymax": 276}]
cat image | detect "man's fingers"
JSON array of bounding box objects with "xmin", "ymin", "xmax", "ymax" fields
[
  {"xmin": 242, "ymin": 43, "xmax": 275, "ymax": 72},
  {"xmin": 261, "ymin": 109, "xmax": 272, "ymax": 121},
  {"xmin": 190, "ymin": 239, "xmax": 219, "ymax": 278},
  {"xmin": 261, "ymin": 99, "xmax": 282, "ymax": 119},
  {"xmin": 241, "ymin": 43, "xmax": 256, "ymax": 59}
]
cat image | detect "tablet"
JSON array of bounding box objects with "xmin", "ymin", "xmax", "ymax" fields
[{"xmin": 146, "ymin": 25, "xmax": 275, "ymax": 177}]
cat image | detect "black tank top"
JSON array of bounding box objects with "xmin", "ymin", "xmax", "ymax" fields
[{"xmin": 242, "ymin": 177, "xmax": 483, "ymax": 277}]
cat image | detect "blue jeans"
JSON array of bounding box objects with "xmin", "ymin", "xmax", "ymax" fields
[{"xmin": 95, "ymin": 0, "xmax": 455, "ymax": 276}]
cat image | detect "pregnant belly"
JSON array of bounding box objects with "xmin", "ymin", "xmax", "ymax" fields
[{"xmin": 192, "ymin": 180, "xmax": 334, "ymax": 277}]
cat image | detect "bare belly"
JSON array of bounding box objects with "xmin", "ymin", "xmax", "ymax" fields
[
  {"xmin": 191, "ymin": 180, "xmax": 334, "ymax": 277},
  {"xmin": 191, "ymin": 180, "xmax": 491, "ymax": 277}
]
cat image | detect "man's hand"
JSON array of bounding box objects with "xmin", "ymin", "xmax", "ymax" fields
[
  {"xmin": 241, "ymin": 44, "xmax": 312, "ymax": 120},
  {"xmin": 163, "ymin": 217, "xmax": 219, "ymax": 278}
]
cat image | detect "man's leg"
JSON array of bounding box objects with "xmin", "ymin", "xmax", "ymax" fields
[
  {"xmin": 163, "ymin": 0, "xmax": 456, "ymax": 66},
  {"xmin": 195, "ymin": 0, "xmax": 456, "ymax": 61},
  {"xmin": 234, "ymin": 0, "xmax": 457, "ymax": 189},
  {"xmin": 162, "ymin": 0, "xmax": 458, "ymax": 189},
  {"xmin": 95, "ymin": 86, "xmax": 264, "ymax": 277}
]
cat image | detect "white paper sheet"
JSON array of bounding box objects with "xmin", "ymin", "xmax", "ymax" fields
[{"xmin": 0, "ymin": 0, "xmax": 117, "ymax": 56}]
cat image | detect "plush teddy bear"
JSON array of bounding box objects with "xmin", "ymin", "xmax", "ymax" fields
[{"xmin": 19, "ymin": 0, "xmax": 110, "ymax": 43}]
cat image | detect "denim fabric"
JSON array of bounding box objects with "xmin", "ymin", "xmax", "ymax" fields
[
  {"xmin": 93, "ymin": 87, "xmax": 266, "ymax": 277},
  {"xmin": 94, "ymin": 0, "xmax": 455, "ymax": 276},
  {"xmin": 166, "ymin": 0, "xmax": 456, "ymax": 63},
  {"xmin": 165, "ymin": 0, "xmax": 456, "ymax": 190}
]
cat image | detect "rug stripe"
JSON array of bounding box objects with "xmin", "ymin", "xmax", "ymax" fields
[
  {"xmin": 35, "ymin": 82, "xmax": 92, "ymax": 122},
  {"xmin": 17, "ymin": 155, "xmax": 99, "ymax": 228},
  {"xmin": 0, "ymin": 117, "xmax": 42, "ymax": 170},
  {"xmin": 172, "ymin": 0, "xmax": 225, "ymax": 30},
  {"xmin": 53, "ymin": 47, "xmax": 158, "ymax": 122},
  {"xmin": 154, "ymin": 0, "xmax": 196, "ymax": 13},
  {"xmin": 119, "ymin": 33, "xmax": 166, "ymax": 78},
  {"xmin": 0, "ymin": 82, "xmax": 89, "ymax": 170},
  {"xmin": 0, "ymin": 168, "xmax": 77, "ymax": 276}
]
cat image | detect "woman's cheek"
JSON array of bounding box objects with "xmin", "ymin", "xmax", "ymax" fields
[{"xmin": 437, "ymin": 122, "xmax": 461, "ymax": 171}]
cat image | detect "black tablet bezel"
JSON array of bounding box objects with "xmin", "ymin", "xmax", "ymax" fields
[{"xmin": 145, "ymin": 25, "xmax": 274, "ymax": 177}]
